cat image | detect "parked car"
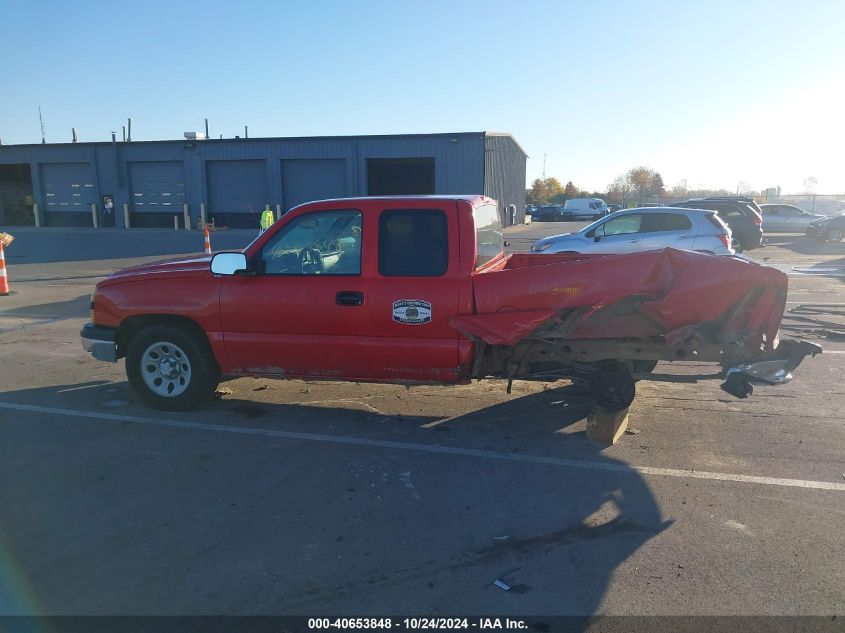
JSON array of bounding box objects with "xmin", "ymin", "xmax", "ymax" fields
[
  {"xmin": 532, "ymin": 204, "xmax": 567, "ymax": 221},
  {"xmin": 805, "ymin": 214, "xmax": 845, "ymax": 241},
  {"xmin": 81, "ymin": 195, "xmax": 817, "ymax": 410},
  {"xmin": 530, "ymin": 207, "xmax": 733, "ymax": 256},
  {"xmin": 673, "ymin": 197, "xmax": 763, "ymax": 251},
  {"xmin": 760, "ymin": 204, "xmax": 824, "ymax": 232},
  {"xmin": 607, "ymin": 204, "xmax": 622, "ymax": 213},
  {"xmin": 525, "ymin": 204, "xmax": 537, "ymax": 216},
  {"xmin": 564, "ymin": 197, "xmax": 609, "ymax": 220}
]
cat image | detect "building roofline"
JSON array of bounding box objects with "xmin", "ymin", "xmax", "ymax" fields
[
  {"xmin": 483, "ymin": 132, "xmax": 528, "ymax": 157},
  {"xmin": 0, "ymin": 131, "xmax": 492, "ymax": 150}
]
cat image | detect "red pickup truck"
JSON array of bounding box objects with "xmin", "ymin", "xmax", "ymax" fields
[{"xmin": 82, "ymin": 195, "xmax": 820, "ymax": 411}]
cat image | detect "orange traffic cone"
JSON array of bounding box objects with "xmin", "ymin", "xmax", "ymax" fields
[
  {"xmin": 0, "ymin": 242, "xmax": 9, "ymax": 296},
  {"xmin": 203, "ymin": 226, "xmax": 211, "ymax": 255}
]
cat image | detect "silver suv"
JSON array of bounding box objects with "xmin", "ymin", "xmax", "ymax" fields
[{"xmin": 531, "ymin": 207, "xmax": 734, "ymax": 255}]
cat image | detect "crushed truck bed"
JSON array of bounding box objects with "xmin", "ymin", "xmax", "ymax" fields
[{"xmin": 453, "ymin": 249, "xmax": 785, "ymax": 350}]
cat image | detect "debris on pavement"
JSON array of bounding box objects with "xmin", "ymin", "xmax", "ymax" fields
[
  {"xmin": 253, "ymin": 384, "xmax": 269, "ymax": 391},
  {"xmin": 493, "ymin": 580, "xmax": 511, "ymax": 591},
  {"xmin": 214, "ymin": 387, "xmax": 233, "ymax": 399},
  {"xmin": 625, "ymin": 428, "xmax": 642, "ymax": 435}
]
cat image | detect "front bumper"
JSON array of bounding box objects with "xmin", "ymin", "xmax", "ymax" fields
[{"xmin": 81, "ymin": 322, "xmax": 118, "ymax": 363}]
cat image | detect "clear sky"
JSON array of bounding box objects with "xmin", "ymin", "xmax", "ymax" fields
[{"xmin": 1, "ymin": 0, "xmax": 843, "ymax": 194}]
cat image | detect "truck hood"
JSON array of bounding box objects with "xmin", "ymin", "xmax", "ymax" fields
[{"xmin": 99, "ymin": 255, "xmax": 212, "ymax": 286}]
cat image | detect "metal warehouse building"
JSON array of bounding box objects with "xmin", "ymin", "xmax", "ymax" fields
[{"xmin": 0, "ymin": 132, "xmax": 526, "ymax": 230}]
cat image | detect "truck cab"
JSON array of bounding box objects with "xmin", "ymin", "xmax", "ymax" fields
[{"xmin": 214, "ymin": 196, "xmax": 501, "ymax": 383}]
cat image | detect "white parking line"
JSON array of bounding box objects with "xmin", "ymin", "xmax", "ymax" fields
[{"xmin": 1, "ymin": 400, "xmax": 844, "ymax": 492}]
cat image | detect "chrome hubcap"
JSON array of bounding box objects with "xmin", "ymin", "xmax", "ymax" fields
[{"xmin": 141, "ymin": 341, "xmax": 192, "ymax": 397}]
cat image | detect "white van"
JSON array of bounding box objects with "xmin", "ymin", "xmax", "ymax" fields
[{"xmin": 563, "ymin": 198, "xmax": 609, "ymax": 220}]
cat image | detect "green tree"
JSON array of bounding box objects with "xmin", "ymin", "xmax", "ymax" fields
[
  {"xmin": 564, "ymin": 181, "xmax": 579, "ymax": 199},
  {"xmin": 526, "ymin": 177, "xmax": 565, "ymax": 204},
  {"xmin": 526, "ymin": 178, "xmax": 549, "ymax": 205}
]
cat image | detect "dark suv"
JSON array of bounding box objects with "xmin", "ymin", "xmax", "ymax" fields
[
  {"xmin": 672, "ymin": 197, "xmax": 764, "ymax": 251},
  {"xmin": 533, "ymin": 204, "xmax": 567, "ymax": 222}
]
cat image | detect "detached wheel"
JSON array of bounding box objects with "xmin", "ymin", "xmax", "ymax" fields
[
  {"xmin": 590, "ymin": 367, "xmax": 636, "ymax": 412},
  {"xmin": 628, "ymin": 359, "xmax": 658, "ymax": 375},
  {"xmin": 827, "ymin": 228, "xmax": 843, "ymax": 242},
  {"xmin": 126, "ymin": 325, "xmax": 219, "ymax": 411}
]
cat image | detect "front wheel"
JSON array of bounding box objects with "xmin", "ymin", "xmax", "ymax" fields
[
  {"xmin": 126, "ymin": 325, "xmax": 220, "ymax": 411},
  {"xmin": 827, "ymin": 228, "xmax": 843, "ymax": 242}
]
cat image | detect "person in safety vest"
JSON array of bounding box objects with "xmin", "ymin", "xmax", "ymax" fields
[{"xmin": 259, "ymin": 205, "xmax": 275, "ymax": 234}]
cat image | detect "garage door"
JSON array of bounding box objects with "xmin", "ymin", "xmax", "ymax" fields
[
  {"xmin": 282, "ymin": 159, "xmax": 347, "ymax": 212},
  {"xmin": 129, "ymin": 162, "xmax": 186, "ymax": 228},
  {"xmin": 41, "ymin": 163, "xmax": 95, "ymax": 227},
  {"xmin": 367, "ymin": 158, "xmax": 435, "ymax": 196},
  {"xmin": 206, "ymin": 160, "xmax": 268, "ymax": 229}
]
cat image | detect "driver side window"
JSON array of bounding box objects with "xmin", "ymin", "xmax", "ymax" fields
[{"xmin": 260, "ymin": 209, "xmax": 362, "ymax": 275}]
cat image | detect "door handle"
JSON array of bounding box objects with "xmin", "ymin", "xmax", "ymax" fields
[{"xmin": 336, "ymin": 291, "xmax": 364, "ymax": 306}]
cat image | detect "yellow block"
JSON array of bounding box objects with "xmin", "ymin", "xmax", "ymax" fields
[{"xmin": 586, "ymin": 406, "xmax": 629, "ymax": 446}]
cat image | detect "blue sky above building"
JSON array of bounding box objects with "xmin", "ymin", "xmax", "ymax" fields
[{"xmin": 1, "ymin": 0, "xmax": 843, "ymax": 193}]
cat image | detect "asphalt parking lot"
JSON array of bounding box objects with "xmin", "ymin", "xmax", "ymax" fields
[{"xmin": 0, "ymin": 224, "xmax": 843, "ymax": 616}]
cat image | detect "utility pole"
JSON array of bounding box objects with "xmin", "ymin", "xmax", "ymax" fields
[{"xmin": 38, "ymin": 106, "xmax": 46, "ymax": 144}]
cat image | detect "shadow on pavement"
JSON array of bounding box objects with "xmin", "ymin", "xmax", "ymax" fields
[
  {"xmin": 767, "ymin": 235, "xmax": 845, "ymax": 257},
  {"xmin": 0, "ymin": 379, "xmax": 670, "ymax": 617},
  {"xmin": 0, "ymin": 228, "xmax": 256, "ymax": 265},
  {"xmin": 0, "ymin": 294, "xmax": 90, "ymax": 319}
]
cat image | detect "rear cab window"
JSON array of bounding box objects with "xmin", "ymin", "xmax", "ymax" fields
[
  {"xmin": 474, "ymin": 203, "xmax": 504, "ymax": 268},
  {"xmin": 378, "ymin": 209, "xmax": 448, "ymax": 277}
]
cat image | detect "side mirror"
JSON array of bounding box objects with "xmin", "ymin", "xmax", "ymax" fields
[{"xmin": 211, "ymin": 252, "xmax": 248, "ymax": 276}]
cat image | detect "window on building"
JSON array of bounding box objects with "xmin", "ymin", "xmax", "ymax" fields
[{"xmin": 379, "ymin": 209, "xmax": 448, "ymax": 276}]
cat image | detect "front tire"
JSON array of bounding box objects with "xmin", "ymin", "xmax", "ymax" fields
[
  {"xmin": 827, "ymin": 228, "xmax": 843, "ymax": 242},
  {"xmin": 126, "ymin": 324, "xmax": 219, "ymax": 411}
]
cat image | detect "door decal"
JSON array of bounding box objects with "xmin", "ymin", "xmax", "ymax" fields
[{"xmin": 392, "ymin": 299, "xmax": 432, "ymax": 325}]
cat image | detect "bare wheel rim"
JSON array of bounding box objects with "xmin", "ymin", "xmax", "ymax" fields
[{"xmin": 140, "ymin": 341, "xmax": 192, "ymax": 398}]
